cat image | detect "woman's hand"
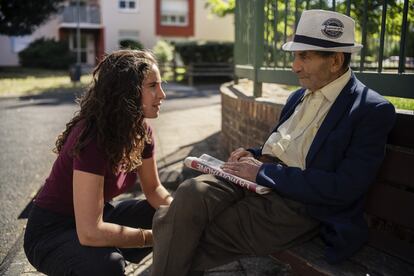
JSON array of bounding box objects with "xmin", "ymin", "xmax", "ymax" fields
[{"xmin": 222, "ymin": 157, "xmax": 263, "ymax": 182}]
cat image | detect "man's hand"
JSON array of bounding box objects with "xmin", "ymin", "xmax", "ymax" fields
[
  {"xmin": 222, "ymin": 157, "xmax": 263, "ymax": 182},
  {"xmin": 227, "ymin": 147, "xmax": 254, "ymax": 162}
]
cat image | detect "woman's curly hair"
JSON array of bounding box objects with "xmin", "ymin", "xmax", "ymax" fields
[{"xmin": 54, "ymin": 50, "xmax": 157, "ymax": 173}]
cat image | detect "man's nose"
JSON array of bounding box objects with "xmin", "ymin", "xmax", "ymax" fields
[{"xmin": 291, "ymin": 57, "xmax": 301, "ymax": 73}]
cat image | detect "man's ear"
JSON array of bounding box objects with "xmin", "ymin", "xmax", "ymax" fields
[{"xmin": 331, "ymin": 52, "xmax": 345, "ymax": 73}]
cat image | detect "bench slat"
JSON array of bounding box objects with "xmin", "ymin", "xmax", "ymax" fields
[
  {"xmin": 368, "ymin": 229, "xmax": 414, "ymax": 265},
  {"xmin": 376, "ymin": 147, "xmax": 414, "ymax": 189},
  {"xmin": 188, "ymin": 71, "xmax": 233, "ymax": 76},
  {"xmin": 187, "ymin": 62, "xmax": 234, "ymax": 85},
  {"xmin": 366, "ymin": 183, "xmax": 414, "ymax": 229},
  {"xmin": 272, "ymin": 238, "xmax": 414, "ymax": 276},
  {"xmin": 387, "ymin": 112, "xmax": 414, "ymax": 149},
  {"xmin": 275, "ymin": 240, "xmax": 371, "ymax": 276},
  {"xmin": 190, "ymin": 62, "xmax": 233, "ymax": 66}
]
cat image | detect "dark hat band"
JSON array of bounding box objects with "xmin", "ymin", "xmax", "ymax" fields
[{"xmin": 293, "ymin": 34, "xmax": 354, "ymax": 48}]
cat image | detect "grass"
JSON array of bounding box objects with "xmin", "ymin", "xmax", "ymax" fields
[
  {"xmin": 385, "ymin": 96, "xmax": 414, "ymax": 111},
  {"xmin": 0, "ymin": 67, "xmax": 91, "ymax": 97},
  {"xmin": 1, "ymin": 66, "xmax": 413, "ymax": 111}
]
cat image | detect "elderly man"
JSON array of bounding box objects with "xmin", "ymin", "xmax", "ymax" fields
[{"xmin": 151, "ymin": 10, "xmax": 396, "ymax": 275}]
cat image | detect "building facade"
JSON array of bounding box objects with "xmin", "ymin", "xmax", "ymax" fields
[{"xmin": 0, "ymin": 0, "xmax": 234, "ymax": 67}]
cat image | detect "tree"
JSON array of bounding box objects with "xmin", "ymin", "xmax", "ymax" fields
[
  {"xmin": 205, "ymin": 0, "xmax": 235, "ymax": 17},
  {"xmin": 0, "ymin": 0, "xmax": 65, "ymax": 36}
]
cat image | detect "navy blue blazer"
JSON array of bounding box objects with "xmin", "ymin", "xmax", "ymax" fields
[{"xmin": 251, "ymin": 73, "xmax": 396, "ymax": 263}]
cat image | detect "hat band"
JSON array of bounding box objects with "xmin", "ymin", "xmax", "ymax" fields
[{"xmin": 293, "ymin": 34, "xmax": 354, "ymax": 48}]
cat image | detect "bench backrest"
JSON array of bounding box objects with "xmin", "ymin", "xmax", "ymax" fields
[
  {"xmin": 188, "ymin": 62, "xmax": 234, "ymax": 73},
  {"xmin": 365, "ymin": 111, "xmax": 414, "ymax": 264}
]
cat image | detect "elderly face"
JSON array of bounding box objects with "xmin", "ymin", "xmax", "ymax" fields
[
  {"xmin": 291, "ymin": 51, "xmax": 339, "ymax": 92},
  {"xmin": 141, "ymin": 64, "xmax": 166, "ymax": 118}
]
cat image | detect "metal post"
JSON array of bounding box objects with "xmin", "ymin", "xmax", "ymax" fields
[
  {"xmin": 346, "ymin": 0, "xmax": 351, "ymax": 16},
  {"xmin": 359, "ymin": 0, "xmax": 368, "ymax": 72},
  {"xmin": 172, "ymin": 42, "xmax": 177, "ymax": 82},
  {"xmin": 273, "ymin": 0, "xmax": 278, "ymax": 68},
  {"xmin": 76, "ymin": 0, "xmax": 81, "ymax": 82},
  {"xmin": 295, "ymin": 0, "xmax": 299, "ymax": 29},
  {"xmin": 398, "ymin": 0, "xmax": 409, "ymax": 73},
  {"xmin": 253, "ymin": 0, "xmax": 264, "ymax": 97},
  {"xmin": 378, "ymin": 0, "xmax": 388, "ymax": 73},
  {"xmin": 283, "ymin": 0, "xmax": 288, "ymax": 68}
]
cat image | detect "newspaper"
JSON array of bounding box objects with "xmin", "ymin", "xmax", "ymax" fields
[{"xmin": 184, "ymin": 154, "xmax": 271, "ymax": 194}]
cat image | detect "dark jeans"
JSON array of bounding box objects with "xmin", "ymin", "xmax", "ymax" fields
[{"xmin": 24, "ymin": 199, "xmax": 155, "ymax": 276}]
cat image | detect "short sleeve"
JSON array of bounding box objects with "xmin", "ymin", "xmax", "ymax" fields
[
  {"xmin": 73, "ymin": 136, "xmax": 107, "ymax": 176},
  {"xmin": 142, "ymin": 125, "xmax": 155, "ymax": 159}
]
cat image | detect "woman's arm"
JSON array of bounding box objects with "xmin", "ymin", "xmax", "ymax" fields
[
  {"xmin": 73, "ymin": 169, "xmax": 152, "ymax": 248},
  {"xmin": 137, "ymin": 157, "xmax": 173, "ymax": 209}
]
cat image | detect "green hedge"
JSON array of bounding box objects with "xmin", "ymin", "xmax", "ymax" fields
[
  {"xmin": 174, "ymin": 41, "xmax": 233, "ymax": 65},
  {"xmin": 119, "ymin": 39, "xmax": 144, "ymax": 50},
  {"xmin": 18, "ymin": 38, "xmax": 75, "ymax": 69}
]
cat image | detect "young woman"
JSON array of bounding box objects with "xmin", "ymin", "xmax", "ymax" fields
[{"xmin": 24, "ymin": 50, "xmax": 172, "ymax": 275}]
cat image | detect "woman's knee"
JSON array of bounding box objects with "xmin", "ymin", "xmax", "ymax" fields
[{"xmin": 89, "ymin": 252, "xmax": 126, "ymax": 276}]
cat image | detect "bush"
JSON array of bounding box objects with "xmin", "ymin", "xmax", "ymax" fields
[
  {"xmin": 119, "ymin": 39, "xmax": 144, "ymax": 50},
  {"xmin": 19, "ymin": 38, "xmax": 75, "ymax": 69},
  {"xmin": 152, "ymin": 40, "xmax": 174, "ymax": 65},
  {"xmin": 174, "ymin": 41, "xmax": 233, "ymax": 65}
]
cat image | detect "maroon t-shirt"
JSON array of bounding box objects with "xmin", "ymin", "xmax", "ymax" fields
[{"xmin": 35, "ymin": 121, "xmax": 154, "ymax": 216}]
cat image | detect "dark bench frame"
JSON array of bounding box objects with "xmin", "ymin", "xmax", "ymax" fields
[
  {"xmin": 271, "ymin": 111, "xmax": 414, "ymax": 276},
  {"xmin": 187, "ymin": 62, "xmax": 234, "ymax": 86}
]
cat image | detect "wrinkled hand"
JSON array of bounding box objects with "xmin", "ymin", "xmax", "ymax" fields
[
  {"xmin": 222, "ymin": 157, "xmax": 263, "ymax": 182},
  {"xmin": 227, "ymin": 147, "xmax": 254, "ymax": 162}
]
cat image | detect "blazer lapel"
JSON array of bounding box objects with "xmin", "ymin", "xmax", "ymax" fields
[{"xmin": 305, "ymin": 75, "xmax": 358, "ymax": 167}]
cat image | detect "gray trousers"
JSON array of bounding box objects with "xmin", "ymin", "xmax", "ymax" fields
[{"xmin": 151, "ymin": 174, "xmax": 319, "ymax": 276}]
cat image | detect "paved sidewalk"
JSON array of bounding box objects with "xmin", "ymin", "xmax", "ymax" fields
[{"xmin": 1, "ymin": 83, "xmax": 289, "ymax": 275}]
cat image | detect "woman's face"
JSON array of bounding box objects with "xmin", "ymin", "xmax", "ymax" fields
[{"xmin": 141, "ymin": 64, "xmax": 166, "ymax": 118}]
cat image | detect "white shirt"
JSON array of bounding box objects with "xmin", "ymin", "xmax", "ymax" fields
[{"xmin": 262, "ymin": 69, "xmax": 351, "ymax": 169}]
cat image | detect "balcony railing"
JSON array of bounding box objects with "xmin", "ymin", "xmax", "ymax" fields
[{"xmin": 61, "ymin": 5, "xmax": 101, "ymax": 24}]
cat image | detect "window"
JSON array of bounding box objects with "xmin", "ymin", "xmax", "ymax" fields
[
  {"xmin": 69, "ymin": 32, "xmax": 88, "ymax": 64},
  {"xmin": 161, "ymin": 0, "xmax": 188, "ymax": 26},
  {"xmin": 119, "ymin": 30, "xmax": 140, "ymax": 41},
  {"xmin": 118, "ymin": 0, "xmax": 138, "ymax": 12}
]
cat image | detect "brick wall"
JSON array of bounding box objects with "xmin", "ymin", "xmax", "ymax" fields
[{"xmin": 220, "ymin": 84, "xmax": 285, "ymax": 156}]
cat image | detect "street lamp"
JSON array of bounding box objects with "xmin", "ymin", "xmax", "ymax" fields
[
  {"xmin": 75, "ymin": 0, "xmax": 81, "ymax": 81},
  {"xmin": 70, "ymin": 0, "xmax": 81, "ymax": 82}
]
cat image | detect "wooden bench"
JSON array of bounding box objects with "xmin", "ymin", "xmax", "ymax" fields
[
  {"xmin": 271, "ymin": 111, "xmax": 414, "ymax": 276},
  {"xmin": 187, "ymin": 62, "xmax": 234, "ymax": 86}
]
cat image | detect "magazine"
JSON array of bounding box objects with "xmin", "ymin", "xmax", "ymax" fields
[{"xmin": 184, "ymin": 154, "xmax": 271, "ymax": 195}]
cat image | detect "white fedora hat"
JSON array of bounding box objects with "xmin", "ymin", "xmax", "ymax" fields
[{"xmin": 282, "ymin": 10, "xmax": 363, "ymax": 53}]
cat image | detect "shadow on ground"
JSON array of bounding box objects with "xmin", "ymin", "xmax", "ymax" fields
[
  {"xmin": 5, "ymin": 80, "xmax": 225, "ymax": 109},
  {"xmin": 5, "ymin": 88, "xmax": 81, "ymax": 110}
]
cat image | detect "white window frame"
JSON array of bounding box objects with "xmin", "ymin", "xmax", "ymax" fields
[
  {"xmin": 118, "ymin": 0, "xmax": 138, "ymax": 13},
  {"xmin": 161, "ymin": 13, "xmax": 188, "ymax": 26},
  {"xmin": 160, "ymin": 0, "xmax": 188, "ymax": 26}
]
